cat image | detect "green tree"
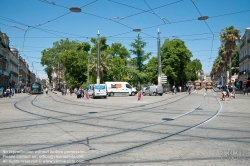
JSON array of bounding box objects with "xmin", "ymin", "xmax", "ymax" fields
[
  {"xmin": 185, "ymin": 59, "xmax": 202, "ymax": 81},
  {"xmin": 108, "ymin": 43, "xmax": 130, "ymax": 59},
  {"xmin": 59, "ymin": 50, "xmax": 88, "ymax": 88},
  {"xmin": 219, "ymin": 26, "xmax": 241, "ymax": 84},
  {"xmin": 144, "ymin": 57, "xmax": 159, "ymax": 85},
  {"xmin": 129, "ymin": 34, "xmax": 151, "ymax": 88},
  {"xmin": 211, "ymin": 56, "xmax": 224, "ymax": 82},
  {"xmin": 130, "ymin": 34, "xmax": 151, "ymax": 72},
  {"xmin": 106, "ymin": 57, "xmax": 128, "ymax": 81},
  {"xmin": 161, "ymin": 39, "xmax": 192, "ymax": 86},
  {"xmin": 41, "ymin": 39, "xmax": 85, "ymax": 88},
  {"xmin": 231, "ymin": 44, "xmax": 239, "ymax": 75}
]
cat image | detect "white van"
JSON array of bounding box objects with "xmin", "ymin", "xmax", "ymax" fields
[
  {"xmin": 88, "ymin": 84, "xmax": 107, "ymax": 99},
  {"xmin": 143, "ymin": 85, "xmax": 163, "ymax": 96},
  {"xmin": 105, "ymin": 82, "xmax": 137, "ymax": 96}
]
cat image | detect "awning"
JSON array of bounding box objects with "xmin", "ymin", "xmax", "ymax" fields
[{"xmin": 242, "ymin": 80, "xmax": 250, "ymax": 85}]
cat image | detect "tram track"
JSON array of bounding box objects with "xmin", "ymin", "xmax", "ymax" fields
[
  {"xmin": 69, "ymin": 92, "xmax": 222, "ymax": 164},
  {"xmin": 2, "ymin": 92, "xmax": 198, "ymax": 132},
  {"xmin": 0, "ymin": 91, "xmax": 220, "ymax": 164}
]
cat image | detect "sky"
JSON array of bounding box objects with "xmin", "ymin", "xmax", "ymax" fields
[{"xmin": 1, "ymin": 0, "xmax": 250, "ymax": 79}]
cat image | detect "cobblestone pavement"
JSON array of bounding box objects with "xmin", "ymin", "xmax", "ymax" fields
[{"xmin": 0, "ymin": 89, "xmax": 249, "ymax": 166}]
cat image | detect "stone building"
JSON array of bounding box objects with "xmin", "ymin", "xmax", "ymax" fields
[
  {"xmin": 0, "ymin": 31, "xmax": 37, "ymax": 91},
  {"xmin": 239, "ymin": 28, "xmax": 250, "ymax": 87}
]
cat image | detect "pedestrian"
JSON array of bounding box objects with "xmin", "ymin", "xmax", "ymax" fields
[
  {"xmin": 232, "ymin": 85, "xmax": 236, "ymax": 99},
  {"xmin": 80, "ymin": 87, "xmax": 84, "ymax": 99},
  {"xmin": 6, "ymin": 87, "xmax": 11, "ymax": 98},
  {"xmin": 243, "ymin": 85, "xmax": 246, "ymax": 95},
  {"xmin": 172, "ymin": 85, "xmax": 175, "ymax": 95},
  {"xmin": 45, "ymin": 87, "xmax": 49, "ymax": 97},
  {"xmin": 179, "ymin": 86, "xmax": 182, "ymax": 93},
  {"xmin": 228, "ymin": 85, "xmax": 233, "ymax": 100},
  {"xmin": 11, "ymin": 88, "xmax": 15, "ymax": 97},
  {"xmin": 188, "ymin": 85, "xmax": 191, "ymax": 95},
  {"xmin": 74, "ymin": 88, "xmax": 78, "ymax": 95},
  {"xmin": 221, "ymin": 83, "xmax": 227, "ymax": 101}
]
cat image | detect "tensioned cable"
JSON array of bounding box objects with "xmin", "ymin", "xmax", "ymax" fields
[
  {"xmin": 108, "ymin": 0, "xmax": 184, "ymax": 20},
  {"xmin": 34, "ymin": 0, "xmax": 98, "ymax": 31},
  {"xmin": 190, "ymin": 0, "xmax": 214, "ymax": 72},
  {"xmin": 143, "ymin": 0, "xmax": 165, "ymax": 23}
]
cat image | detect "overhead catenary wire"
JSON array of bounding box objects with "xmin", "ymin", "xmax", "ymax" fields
[{"xmin": 190, "ymin": 0, "xmax": 214, "ymax": 73}]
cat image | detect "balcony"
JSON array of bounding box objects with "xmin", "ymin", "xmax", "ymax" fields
[
  {"xmin": 240, "ymin": 41, "xmax": 245, "ymax": 49},
  {"xmin": 0, "ymin": 54, "xmax": 7, "ymax": 61},
  {"xmin": 0, "ymin": 42, "xmax": 7, "ymax": 48},
  {"xmin": 239, "ymin": 54, "xmax": 250, "ymax": 63}
]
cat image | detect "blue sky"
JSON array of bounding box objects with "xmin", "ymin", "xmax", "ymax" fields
[{"xmin": 1, "ymin": 0, "xmax": 250, "ymax": 79}]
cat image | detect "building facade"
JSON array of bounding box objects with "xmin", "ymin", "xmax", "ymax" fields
[
  {"xmin": 0, "ymin": 31, "xmax": 37, "ymax": 91},
  {"xmin": 239, "ymin": 28, "xmax": 250, "ymax": 87}
]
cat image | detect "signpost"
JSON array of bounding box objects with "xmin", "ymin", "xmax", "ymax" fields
[{"xmin": 161, "ymin": 74, "xmax": 167, "ymax": 84}]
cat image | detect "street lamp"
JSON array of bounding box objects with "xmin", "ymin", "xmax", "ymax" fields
[
  {"xmin": 133, "ymin": 29, "xmax": 141, "ymax": 32},
  {"xmin": 157, "ymin": 28, "xmax": 162, "ymax": 85},
  {"xmin": 69, "ymin": 7, "xmax": 81, "ymax": 13},
  {"xmin": 87, "ymin": 56, "xmax": 90, "ymax": 85},
  {"xmin": 97, "ymin": 29, "xmax": 100, "ymax": 84},
  {"xmin": 198, "ymin": 16, "xmax": 209, "ymax": 20}
]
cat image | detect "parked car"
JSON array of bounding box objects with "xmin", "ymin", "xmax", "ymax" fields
[
  {"xmin": 143, "ymin": 85, "xmax": 163, "ymax": 96},
  {"xmin": 88, "ymin": 84, "xmax": 107, "ymax": 99},
  {"xmin": 217, "ymin": 85, "xmax": 222, "ymax": 89}
]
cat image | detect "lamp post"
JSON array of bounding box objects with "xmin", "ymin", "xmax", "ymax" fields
[
  {"xmin": 157, "ymin": 28, "xmax": 162, "ymax": 85},
  {"xmin": 87, "ymin": 56, "xmax": 90, "ymax": 85},
  {"xmin": 97, "ymin": 29, "xmax": 100, "ymax": 84},
  {"xmin": 58, "ymin": 60, "xmax": 60, "ymax": 90}
]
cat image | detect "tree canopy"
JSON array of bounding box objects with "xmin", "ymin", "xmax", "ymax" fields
[{"xmin": 40, "ymin": 36, "xmax": 202, "ymax": 89}]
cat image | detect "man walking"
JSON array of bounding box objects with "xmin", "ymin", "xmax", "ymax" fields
[{"xmin": 221, "ymin": 83, "xmax": 227, "ymax": 101}]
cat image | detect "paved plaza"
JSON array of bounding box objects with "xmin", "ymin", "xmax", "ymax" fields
[{"xmin": 0, "ymin": 90, "xmax": 249, "ymax": 166}]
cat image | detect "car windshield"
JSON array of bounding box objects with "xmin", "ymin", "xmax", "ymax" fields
[
  {"xmin": 94, "ymin": 85, "xmax": 106, "ymax": 90},
  {"xmin": 126, "ymin": 84, "xmax": 132, "ymax": 89}
]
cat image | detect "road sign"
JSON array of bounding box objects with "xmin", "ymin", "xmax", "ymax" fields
[{"xmin": 161, "ymin": 74, "xmax": 167, "ymax": 83}]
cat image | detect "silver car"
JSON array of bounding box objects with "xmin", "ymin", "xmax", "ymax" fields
[{"xmin": 143, "ymin": 85, "xmax": 163, "ymax": 96}]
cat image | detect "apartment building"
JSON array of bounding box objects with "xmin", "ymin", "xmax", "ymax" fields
[
  {"xmin": 239, "ymin": 28, "xmax": 250, "ymax": 87},
  {"xmin": 0, "ymin": 31, "xmax": 37, "ymax": 90}
]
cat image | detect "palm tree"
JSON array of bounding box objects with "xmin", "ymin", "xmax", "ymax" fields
[
  {"xmin": 218, "ymin": 45, "xmax": 227, "ymax": 82},
  {"xmin": 219, "ymin": 26, "xmax": 241, "ymax": 84},
  {"xmin": 211, "ymin": 56, "xmax": 225, "ymax": 83},
  {"xmin": 89, "ymin": 51, "xmax": 112, "ymax": 83}
]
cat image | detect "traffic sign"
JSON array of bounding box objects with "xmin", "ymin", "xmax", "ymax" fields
[{"xmin": 161, "ymin": 74, "xmax": 167, "ymax": 83}]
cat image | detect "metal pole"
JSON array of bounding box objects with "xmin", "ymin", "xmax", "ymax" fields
[
  {"xmin": 157, "ymin": 28, "xmax": 162, "ymax": 85},
  {"xmin": 17, "ymin": 53, "xmax": 20, "ymax": 92},
  {"xmin": 87, "ymin": 56, "xmax": 89, "ymax": 84},
  {"xmin": 58, "ymin": 61, "xmax": 59, "ymax": 90},
  {"xmin": 26, "ymin": 63, "xmax": 27, "ymax": 92},
  {"xmin": 97, "ymin": 29, "xmax": 100, "ymax": 84}
]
